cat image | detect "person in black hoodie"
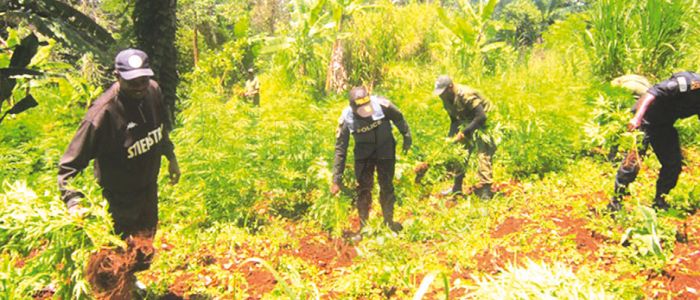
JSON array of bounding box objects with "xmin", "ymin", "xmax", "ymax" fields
[
  {"xmin": 331, "ymin": 86, "xmax": 412, "ymax": 239},
  {"xmin": 58, "ymin": 48, "xmax": 180, "ymax": 241}
]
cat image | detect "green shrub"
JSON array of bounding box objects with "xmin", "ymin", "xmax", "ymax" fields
[
  {"xmin": 0, "ymin": 181, "xmax": 121, "ymax": 299},
  {"xmin": 501, "ymin": 0, "xmax": 544, "ymax": 47},
  {"xmin": 346, "ymin": 3, "xmax": 440, "ymax": 86}
]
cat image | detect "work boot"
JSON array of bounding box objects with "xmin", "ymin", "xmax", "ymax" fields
[
  {"xmin": 385, "ymin": 221, "xmax": 403, "ymax": 233},
  {"xmin": 475, "ymin": 184, "xmax": 493, "ymax": 200},
  {"xmin": 441, "ymin": 173, "xmax": 465, "ymax": 197},
  {"xmin": 607, "ymin": 183, "xmax": 629, "ymax": 213},
  {"xmin": 380, "ymin": 201, "xmax": 402, "ymax": 233},
  {"xmin": 607, "ymin": 197, "xmax": 622, "ymax": 212},
  {"xmin": 652, "ymin": 197, "xmax": 670, "ymax": 210}
]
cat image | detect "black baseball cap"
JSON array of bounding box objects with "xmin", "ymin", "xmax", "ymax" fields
[{"xmin": 115, "ymin": 48, "xmax": 154, "ymax": 80}]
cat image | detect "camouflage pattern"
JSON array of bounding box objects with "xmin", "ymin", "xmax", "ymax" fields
[{"xmin": 442, "ymin": 84, "xmax": 495, "ymax": 187}]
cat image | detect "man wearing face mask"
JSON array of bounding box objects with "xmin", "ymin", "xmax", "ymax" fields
[
  {"xmin": 331, "ymin": 86, "xmax": 412, "ymax": 238},
  {"xmin": 58, "ymin": 48, "xmax": 180, "ymax": 244}
]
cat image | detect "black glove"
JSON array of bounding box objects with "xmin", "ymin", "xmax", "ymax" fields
[{"xmin": 402, "ymin": 135, "xmax": 412, "ymax": 154}]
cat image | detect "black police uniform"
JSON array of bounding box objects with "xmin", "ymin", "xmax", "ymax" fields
[
  {"xmin": 332, "ymin": 96, "xmax": 411, "ymax": 227},
  {"xmin": 615, "ymin": 71, "xmax": 700, "ymax": 209}
]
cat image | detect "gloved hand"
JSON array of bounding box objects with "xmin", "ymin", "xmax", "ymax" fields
[{"xmin": 402, "ymin": 136, "xmax": 412, "ymax": 155}]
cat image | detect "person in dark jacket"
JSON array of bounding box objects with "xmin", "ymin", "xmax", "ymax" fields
[
  {"xmin": 609, "ymin": 71, "xmax": 700, "ymax": 211},
  {"xmin": 58, "ymin": 48, "xmax": 180, "ymax": 240},
  {"xmin": 331, "ymin": 86, "xmax": 412, "ymax": 237},
  {"xmin": 434, "ymin": 75, "xmax": 495, "ymax": 199}
]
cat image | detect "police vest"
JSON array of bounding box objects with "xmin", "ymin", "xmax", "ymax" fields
[{"xmin": 340, "ymin": 96, "xmax": 397, "ymax": 160}]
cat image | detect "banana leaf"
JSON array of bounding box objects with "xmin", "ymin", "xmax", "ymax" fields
[{"xmin": 0, "ymin": 93, "xmax": 38, "ymax": 124}]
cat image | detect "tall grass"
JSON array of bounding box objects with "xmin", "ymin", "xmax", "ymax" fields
[
  {"xmin": 585, "ymin": 0, "xmax": 688, "ymax": 80},
  {"xmin": 585, "ymin": 0, "xmax": 630, "ymax": 80},
  {"xmin": 345, "ymin": 3, "xmax": 440, "ymax": 87},
  {"xmin": 635, "ymin": 0, "xmax": 684, "ymax": 76}
]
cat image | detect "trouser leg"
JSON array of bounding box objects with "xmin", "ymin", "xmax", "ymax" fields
[
  {"xmin": 104, "ymin": 184, "xmax": 159, "ymax": 240},
  {"xmin": 452, "ymin": 173, "xmax": 465, "ymax": 193},
  {"xmin": 104, "ymin": 183, "xmax": 159, "ymax": 271},
  {"xmin": 253, "ymin": 94, "xmax": 260, "ymax": 106},
  {"xmin": 476, "ymin": 139, "xmax": 495, "ymax": 187},
  {"xmin": 354, "ymin": 159, "xmax": 376, "ymax": 227},
  {"xmin": 648, "ymin": 126, "xmax": 682, "ymax": 207},
  {"xmin": 376, "ymin": 159, "xmax": 396, "ymax": 224}
]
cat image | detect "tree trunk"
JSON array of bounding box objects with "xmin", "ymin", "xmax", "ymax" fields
[
  {"xmin": 325, "ymin": 17, "xmax": 348, "ymax": 94},
  {"xmin": 133, "ymin": 0, "xmax": 179, "ymax": 126},
  {"xmin": 325, "ymin": 38, "xmax": 348, "ymax": 94}
]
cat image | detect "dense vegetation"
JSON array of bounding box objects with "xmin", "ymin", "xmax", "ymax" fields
[{"xmin": 1, "ymin": 0, "xmax": 700, "ymax": 298}]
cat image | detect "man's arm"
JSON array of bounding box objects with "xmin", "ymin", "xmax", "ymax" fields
[
  {"xmin": 331, "ymin": 121, "xmax": 350, "ymax": 192},
  {"xmin": 57, "ymin": 120, "xmax": 98, "ymax": 208},
  {"xmin": 628, "ymin": 93, "xmax": 655, "ymax": 130},
  {"xmin": 382, "ymin": 101, "xmax": 412, "ymax": 153},
  {"xmin": 629, "ymin": 75, "xmax": 688, "ymax": 130},
  {"xmin": 156, "ymin": 83, "xmax": 180, "ymax": 184},
  {"xmin": 448, "ymin": 117, "xmax": 460, "ymax": 137},
  {"xmin": 461, "ymin": 104, "xmax": 487, "ymax": 136}
]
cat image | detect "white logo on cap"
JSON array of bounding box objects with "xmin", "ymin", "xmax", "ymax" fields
[{"xmin": 128, "ymin": 55, "xmax": 143, "ymax": 68}]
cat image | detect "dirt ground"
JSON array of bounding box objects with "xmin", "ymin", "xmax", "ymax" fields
[
  {"xmin": 125, "ymin": 180, "xmax": 700, "ymax": 299},
  {"xmin": 155, "ymin": 228, "xmax": 357, "ymax": 299}
]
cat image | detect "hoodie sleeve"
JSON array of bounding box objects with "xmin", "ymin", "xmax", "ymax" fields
[
  {"xmin": 155, "ymin": 82, "xmax": 176, "ymax": 160},
  {"xmin": 647, "ymin": 72, "xmax": 694, "ymax": 99},
  {"xmin": 57, "ymin": 120, "xmax": 99, "ymax": 208},
  {"xmin": 332, "ymin": 119, "xmax": 351, "ymax": 185}
]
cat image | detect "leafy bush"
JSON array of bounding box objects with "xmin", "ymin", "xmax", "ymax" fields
[
  {"xmin": 500, "ymin": 0, "xmax": 544, "ymax": 47},
  {"xmin": 582, "ymin": 85, "xmax": 638, "ymax": 158},
  {"xmin": 263, "ymin": 0, "xmax": 336, "ymax": 94},
  {"xmin": 176, "ymin": 68, "xmax": 340, "ymax": 226},
  {"xmin": 0, "ymin": 181, "xmax": 121, "ymax": 299},
  {"xmin": 484, "ymin": 44, "xmax": 589, "ymax": 177},
  {"xmin": 436, "ymin": 0, "xmax": 512, "ymax": 75}
]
